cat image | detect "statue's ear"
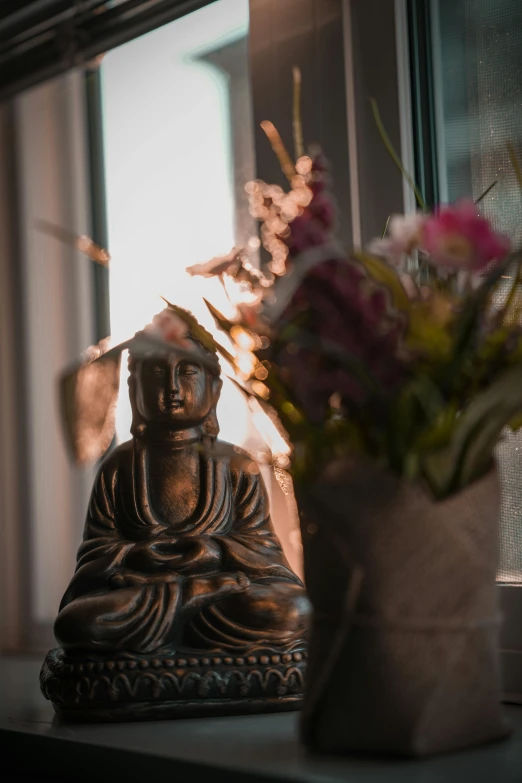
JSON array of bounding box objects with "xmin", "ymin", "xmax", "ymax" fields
[
  {"xmin": 203, "ymin": 375, "xmax": 222, "ymax": 439},
  {"xmin": 212, "ymin": 375, "xmax": 223, "ymax": 406},
  {"xmin": 203, "ymin": 408, "xmax": 219, "ymax": 438}
]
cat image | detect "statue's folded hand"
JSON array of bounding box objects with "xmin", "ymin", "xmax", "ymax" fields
[
  {"xmin": 183, "ymin": 572, "xmax": 250, "ymax": 616},
  {"xmin": 109, "ymin": 570, "xmax": 180, "ymax": 588},
  {"xmin": 124, "ymin": 536, "xmax": 221, "ymax": 575},
  {"xmin": 108, "ymin": 568, "xmax": 250, "ymax": 604}
]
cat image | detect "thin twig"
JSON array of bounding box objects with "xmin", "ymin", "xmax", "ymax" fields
[
  {"xmin": 292, "ymin": 66, "xmax": 304, "ymax": 160},
  {"xmin": 474, "ymin": 180, "xmax": 498, "ymax": 204},
  {"xmin": 260, "ymin": 121, "xmax": 296, "ymax": 182},
  {"xmin": 36, "ymin": 219, "xmax": 111, "ymax": 265}
]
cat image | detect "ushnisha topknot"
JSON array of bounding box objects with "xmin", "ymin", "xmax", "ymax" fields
[
  {"xmin": 162, "ymin": 302, "xmax": 219, "ymax": 359},
  {"xmin": 128, "ymin": 304, "xmax": 221, "ymax": 377}
]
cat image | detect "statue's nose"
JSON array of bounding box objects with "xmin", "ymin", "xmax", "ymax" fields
[{"xmin": 167, "ymin": 367, "xmax": 180, "ymax": 395}]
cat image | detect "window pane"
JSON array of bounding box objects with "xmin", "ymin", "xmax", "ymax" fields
[
  {"xmin": 101, "ymin": 0, "xmax": 254, "ymax": 447},
  {"xmin": 432, "ymin": 0, "xmax": 522, "ymax": 581}
]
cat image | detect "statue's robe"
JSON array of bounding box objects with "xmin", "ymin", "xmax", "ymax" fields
[{"xmin": 55, "ymin": 439, "xmax": 308, "ymax": 655}]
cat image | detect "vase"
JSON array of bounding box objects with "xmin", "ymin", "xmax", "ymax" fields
[{"xmin": 297, "ymin": 459, "xmax": 511, "ymax": 757}]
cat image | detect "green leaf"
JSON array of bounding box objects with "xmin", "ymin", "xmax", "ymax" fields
[
  {"xmin": 213, "ymin": 341, "xmax": 236, "ymax": 368},
  {"xmin": 507, "ymin": 142, "xmax": 522, "ymax": 192},
  {"xmin": 407, "ymin": 374, "xmax": 446, "ymax": 420},
  {"xmin": 475, "ymin": 328, "xmax": 510, "ymax": 371},
  {"xmin": 161, "ymin": 297, "xmax": 217, "ymax": 354},
  {"xmin": 353, "ymin": 250, "xmax": 411, "ymax": 311},
  {"xmin": 387, "ymin": 385, "xmax": 421, "ymax": 472},
  {"xmin": 203, "ymin": 298, "xmax": 236, "ymax": 335},
  {"xmin": 441, "ymin": 254, "xmax": 515, "ymax": 390},
  {"xmin": 407, "ymin": 295, "xmax": 455, "ymax": 361},
  {"xmin": 499, "ymin": 258, "xmax": 522, "ymax": 325},
  {"xmin": 387, "ymin": 374, "xmax": 445, "ymax": 473},
  {"xmin": 414, "ymin": 402, "xmax": 459, "ymax": 451},
  {"xmin": 421, "ymin": 362, "xmax": 522, "ymax": 497},
  {"xmin": 508, "ymin": 411, "xmax": 522, "ymax": 432}
]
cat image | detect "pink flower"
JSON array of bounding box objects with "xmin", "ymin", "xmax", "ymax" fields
[{"xmin": 422, "ymin": 200, "xmax": 510, "ymax": 271}]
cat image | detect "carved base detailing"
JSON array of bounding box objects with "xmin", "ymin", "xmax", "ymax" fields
[{"xmin": 40, "ymin": 646, "xmax": 307, "ymax": 722}]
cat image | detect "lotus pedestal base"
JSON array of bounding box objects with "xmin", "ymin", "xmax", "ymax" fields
[{"xmin": 40, "ymin": 645, "xmax": 307, "ymax": 722}]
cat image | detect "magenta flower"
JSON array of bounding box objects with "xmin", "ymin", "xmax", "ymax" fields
[
  {"xmin": 422, "ymin": 200, "xmax": 510, "ymax": 271},
  {"xmin": 270, "ymin": 258, "xmax": 408, "ymax": 423}
]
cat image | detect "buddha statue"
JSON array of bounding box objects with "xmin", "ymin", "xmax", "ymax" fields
[{"xmin": 42, "ymin": 311, "xmax": 309, "ymax": 720}]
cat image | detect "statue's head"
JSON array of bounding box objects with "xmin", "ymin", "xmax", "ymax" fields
[{"xmin": 128, "ymin": 308, "xmax": 222, "ymax": 440}]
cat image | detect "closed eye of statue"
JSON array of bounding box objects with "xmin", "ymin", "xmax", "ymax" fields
[{"xmin": 179, "ymin": 362, "xmax": 199, "ymax": 376}]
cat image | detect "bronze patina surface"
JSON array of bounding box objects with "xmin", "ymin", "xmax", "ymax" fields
[{"xmin": 41, "ymin": 318, "xmax": 309, "ymax": 721}]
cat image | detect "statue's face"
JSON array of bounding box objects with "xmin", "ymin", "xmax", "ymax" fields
[{"xmin": 136, "ymin": 354, "xmax": 219, "ymax": 429}]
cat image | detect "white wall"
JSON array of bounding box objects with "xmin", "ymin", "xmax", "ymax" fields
[{"xmin": 15, "ymin": 70, "xmax": 95, "ymax": 629}]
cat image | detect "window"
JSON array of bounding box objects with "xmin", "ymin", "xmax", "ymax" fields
[
  {"xmin": 428, "ymin": 0, "xmax": 522, "ymax": 583},
  {"xmin": 1, "ymin": 0, "xmax": 352, "ymax": 652},
  {"xmin": 8, "ymin": 1, "xmax": 519, "ymax": 676},
  {"xmin": 409, "ymin": 0, "xmax": 522, "ymax": 700}
]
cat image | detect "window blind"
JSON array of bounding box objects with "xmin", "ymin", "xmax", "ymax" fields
[{"xmin": 0, "ymin": 0, "xmax": 213, "ymax": 100}]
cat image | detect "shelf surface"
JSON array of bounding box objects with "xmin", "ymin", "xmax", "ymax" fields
[{"xmin": 2, "ymin": 656, "xmax": 522, "ymax": 783}]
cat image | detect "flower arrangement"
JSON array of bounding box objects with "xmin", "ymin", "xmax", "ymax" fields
[
  {"xmin": 51, "ymin": 71, "xmax": 522, "ymax": 504},
  {"xmin": 181, "ymin": 81, "xmax": 522, "ymax": 502},
  {"xmin": 47, "ymin": 71, "xmax": 517, "ymax": 757}
]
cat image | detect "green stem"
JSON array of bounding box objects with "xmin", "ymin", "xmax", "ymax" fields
[
  {"xmin": 370, "ymin": 98, "xmax": 427, "ymax": 212},
  {"xmin": 501, "ymin": 260, "xmax": 522, "ymax": 324}
]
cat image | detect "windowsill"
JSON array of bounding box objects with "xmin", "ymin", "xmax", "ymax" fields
[{"xmin": 2, "ymin": 656, "xmax": 522, "ymax": 783}]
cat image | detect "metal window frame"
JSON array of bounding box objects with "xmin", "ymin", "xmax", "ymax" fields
[
  {"xmin": 0, "ymin": 1, "xmax": 216, "ymax": 102},
  {"xmin": 406, "ymin": 0, "xmax": 439, "ymax": 210},
  {"xmin": 85, "ymin": 66, "xmax": 111, "ymax": 343}
]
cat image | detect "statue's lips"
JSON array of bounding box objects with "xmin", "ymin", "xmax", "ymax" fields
[{"xmin": 165, "ymin": 399, "xmax": 184, "ymax": 410}]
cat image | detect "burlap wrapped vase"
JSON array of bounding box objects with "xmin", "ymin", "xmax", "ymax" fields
[{"xmin": 297, "ymin": 460, "xmax": 511, "ymax": 757}]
